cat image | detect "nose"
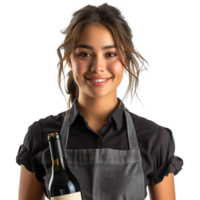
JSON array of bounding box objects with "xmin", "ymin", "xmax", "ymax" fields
[{"xmin": 90, "ymin": 57, "xmax": 106, "ymax": 73}]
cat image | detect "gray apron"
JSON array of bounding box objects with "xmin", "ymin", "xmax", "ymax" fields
[{"xmin": 60, "ymin": 106, "xmax": 145, "ymax": 200}]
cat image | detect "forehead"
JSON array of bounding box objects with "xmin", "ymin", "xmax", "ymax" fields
[{"xmin": 76, "ymin": 23, "xmax": 115, "ymax": 48}]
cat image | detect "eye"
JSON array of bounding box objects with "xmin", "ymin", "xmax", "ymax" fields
[
  {"xmin": 79, "ymin": 53, "xmax": 89, "ymax": 57},
  {"xmin": 79, "ymin": 52, "xmax": 117, "ymax": 57},
  {"xmin": 108, "ymin": 53, "xmax": 117, "ymax": 57}
]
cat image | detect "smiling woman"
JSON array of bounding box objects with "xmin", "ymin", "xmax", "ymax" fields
[
  {"xmin": 66, "ymin": 23, "xmax": 129, "ymax": 123},
  {"xmin": 52, "ymin": 2, "xmax": 183, "ymax": 200},
  {"xmin": 16, "ymin": 3, "xmax": 183, "ymax": 200},
  {"xmin": 57, "ymin": 4, "xmax": 149, "ymax": 113},
  {"xmin": 12, "ymin": 2, "xmax": 184, "ymax": 200}
]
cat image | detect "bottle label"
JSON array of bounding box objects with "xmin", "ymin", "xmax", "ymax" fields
[{"xmin": 51, "ymin": 191, "xmax": 82, "ymax": 200}]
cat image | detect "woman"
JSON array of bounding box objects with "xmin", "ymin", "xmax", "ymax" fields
[{"xmin": 16, "ymin": 3, "xmax": 183, "ymax": 200}]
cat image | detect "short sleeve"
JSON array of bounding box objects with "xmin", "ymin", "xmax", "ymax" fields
[
  {"xmin": 148, "ymin": 126, "xmax": 184, "ymax": 186},
  {"xmin": 16, "ymin": 122, "xmax": 44, "ymax": 183}
]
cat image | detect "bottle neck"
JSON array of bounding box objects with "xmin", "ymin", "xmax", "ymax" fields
[
  {"xmin": 49, "ymin": 139, "xmax": 66, "ymax": 172},
  {"xmin": 52, "ymin": 157, "xmax": 66, "ymax": 172}
]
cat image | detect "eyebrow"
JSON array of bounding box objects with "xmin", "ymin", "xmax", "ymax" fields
[{"xmin": 75, "ymin": 44, "xmax": 117, "ymax": 50}]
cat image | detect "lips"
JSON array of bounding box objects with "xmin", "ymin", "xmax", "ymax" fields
[
  {"xmin": 85, "ymin": 77, "xmax": 111, "ymax": 80},
  {"xmin": 86, "ymin": 77, "xmax": 111, "ymax": 86},
  {"xmin": 85, "ymin": 75, "xmax": 112, "ymax": 79}
]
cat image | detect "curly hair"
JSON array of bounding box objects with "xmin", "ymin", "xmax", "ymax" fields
[{"xmin": 54, "ymin": 2, "xmax": 152, "ymax": 119}]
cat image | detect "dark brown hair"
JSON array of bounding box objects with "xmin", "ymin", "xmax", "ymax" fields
[{"xmin": 56, "ymin": 3, "xmax": 149, "ymax": 119}]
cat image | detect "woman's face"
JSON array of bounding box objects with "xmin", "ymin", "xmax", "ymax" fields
[{"xmin": 68, "ymin": 23, "xmax": 125, "ymax": 99}]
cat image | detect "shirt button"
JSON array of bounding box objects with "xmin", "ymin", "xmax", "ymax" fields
[{"xmin": 96, "ymin": 138, "xmax": 101, "ymax": 143}]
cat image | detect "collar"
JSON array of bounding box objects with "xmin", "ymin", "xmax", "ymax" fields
[{"xmin": 69, "ymin": 97, "xmax": 125, "ymax": 131}]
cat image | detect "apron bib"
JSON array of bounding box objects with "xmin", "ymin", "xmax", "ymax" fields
[{"xmin": 60, "ymin": 106, "xmax": 145, "ymax": 200}]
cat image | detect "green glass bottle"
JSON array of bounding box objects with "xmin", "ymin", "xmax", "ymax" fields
[{"xmin": 48, "ymin": 133, "xmax": 82, "ymax": 200}]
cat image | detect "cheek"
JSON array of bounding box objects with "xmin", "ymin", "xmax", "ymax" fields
[
  {"xmin": 108, "ymin": 60, "xmax": 124, "ymax": 78},
  {"xmin": 72, "ymin": 60, "xmax": 88, "ymax": 78}
]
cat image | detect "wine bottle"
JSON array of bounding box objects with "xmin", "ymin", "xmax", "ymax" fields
[{"xmin": 48, "ymin": 132, "xmax": 82, "ymax": 200}]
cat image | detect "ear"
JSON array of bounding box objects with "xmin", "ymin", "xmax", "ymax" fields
[
  {"xmin": 67, "ymin": 61, "xmax": 72, "ymax": 69},
  {"xmin": 64, "ymin": 51, "xmax": 72, "ymax": 69},
  {"xmin": 67, "ymin": 59, "xmax": 72, "ymax": 69}
]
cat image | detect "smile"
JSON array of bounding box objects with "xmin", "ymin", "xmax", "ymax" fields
[{"xmin": 85, "ymin": 77, "xmax": 111, "ymax": 86}]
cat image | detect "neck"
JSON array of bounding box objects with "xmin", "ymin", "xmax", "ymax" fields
[{"xmin": 77, "ymin": 92, "xmax": 119, "ymax": 124}]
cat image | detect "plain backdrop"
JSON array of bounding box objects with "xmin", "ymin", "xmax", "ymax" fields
[{"xmin": 12, "ymin": 2, "xmax": 187, "ymax": 199}]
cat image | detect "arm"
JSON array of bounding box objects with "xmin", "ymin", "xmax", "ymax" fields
[
  {"xmin": 18, "ymin": 165, "xmax": 45, "ymax": 200},
  {"xmin": 148, "ymin": 173, "xmax": 176, "ymax": 200}
]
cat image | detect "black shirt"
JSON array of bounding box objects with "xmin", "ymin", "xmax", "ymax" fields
[{"xmin": 16, "ymin": 97, "xmax": 184, "ymax": 199}]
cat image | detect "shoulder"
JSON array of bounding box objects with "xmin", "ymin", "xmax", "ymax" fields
[
  {"xmin": 126, "ymin": 109, "xmax": 173, "ymax": 154},
  {"xmin": 27, "ymin": 111, "xmax": 65, "ymax": 130},
  {"xmin": 127, "ymin": 109, "xmax": 161, "ymax": 137},
  {"xmin": 25, "ymin": 110, "xmax": 68, "ymax": 151}
]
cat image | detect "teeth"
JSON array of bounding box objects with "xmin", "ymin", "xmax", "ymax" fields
[{"xmin": 89, "ymin": 79, "xmax": 108, "ymax": 82}]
